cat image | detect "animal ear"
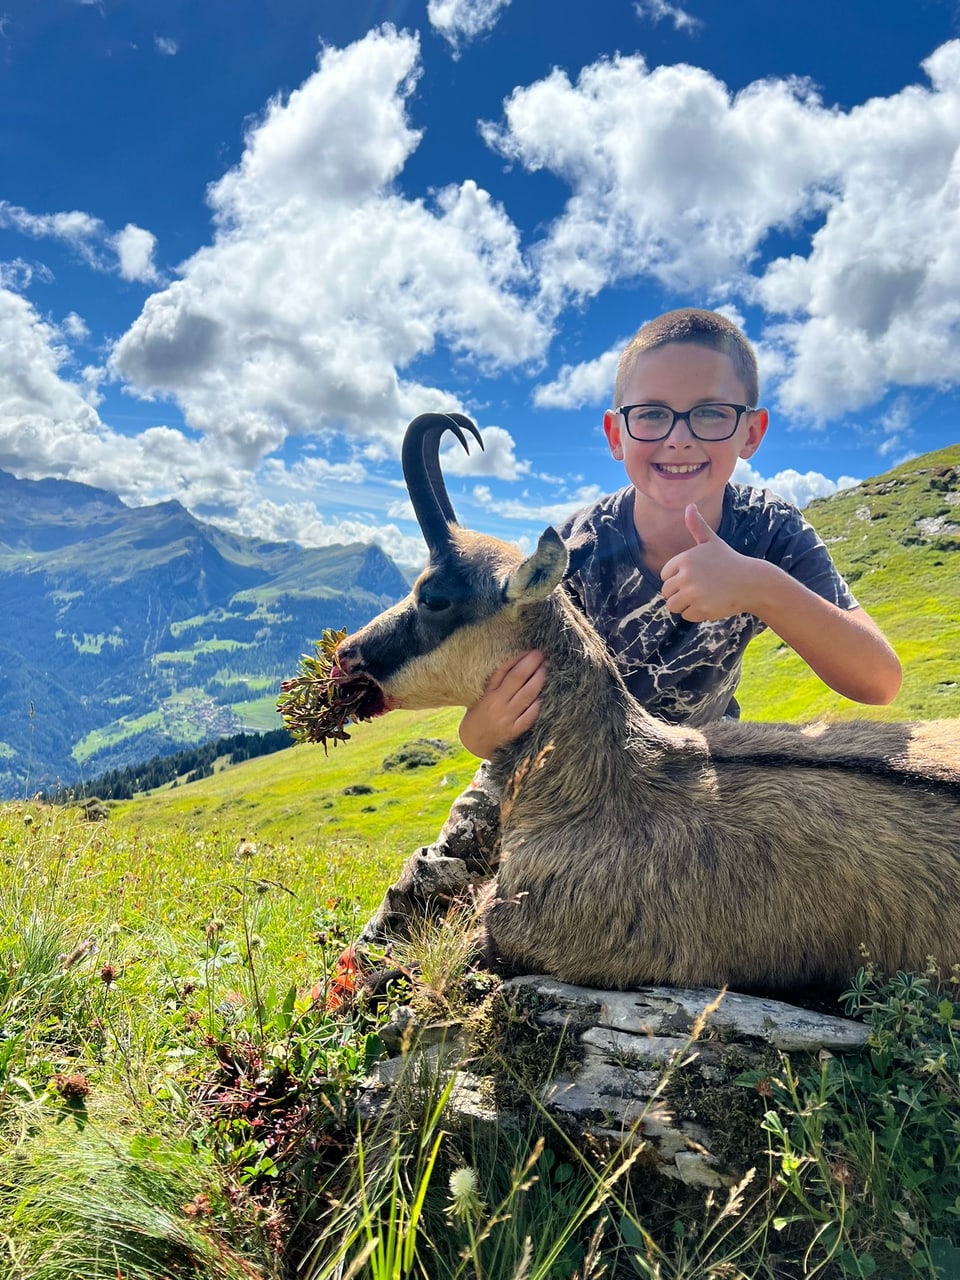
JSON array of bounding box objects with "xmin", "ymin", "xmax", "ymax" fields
[{"xmin": 504, "ymin": 526, "xmax": 568, "ymax": 604}]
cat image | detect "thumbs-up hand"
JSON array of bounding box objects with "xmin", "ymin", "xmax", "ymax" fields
[{"xmin": 660, "ymin": 504, "xmax": 754, "ymax": 621}]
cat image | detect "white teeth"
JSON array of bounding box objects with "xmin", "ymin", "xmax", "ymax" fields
[{"xmin": 657, "ymin": 463, "xmax": 704, "ymax": 474}]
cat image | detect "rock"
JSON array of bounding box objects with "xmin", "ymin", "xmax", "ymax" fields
[{"xmin": 358, "ymin": 975, "xmax": 868, "ymax": 1189}]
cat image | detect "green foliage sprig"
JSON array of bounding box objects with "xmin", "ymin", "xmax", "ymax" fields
[{"xmin": 277, "ymin": 628, "xmax": 384, "ymax": 752}]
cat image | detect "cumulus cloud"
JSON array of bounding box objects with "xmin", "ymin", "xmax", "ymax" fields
[
  {"xmin": 533, "ymin": 342, "xmax": 623, "ymax": 409},
  {"xmin": 733, "ymin": 457, "xmax": 860, "ymax": 508},
  {"xmin": 440, "ymin": 424, "xmax": 530, "ymax": 479},
  {"xmin": 154, "ymin": 35, "xmax": 178, "ymax": 55},
  {"xmin": 0, "ymin": 200, "xmax": 161, "ymax": 282},
  {"xmin": 113, "ymin": 224, "xmax": 160, "ymax": 283},
  {"xmin": 482, "ymin": 42, "xmax": 960, "ymax": 420},
  {"xmin": 110, "ymin": 25, "xmax": 546, "ymax": 469},
  {"xmin": 213, "ymin": 496, "xmax": 428, "ymax": 567},
  {"xmin": 427, "ymin": 0, "xmax": 511, "ymax": 55},
  {"xmin": 471, "ymin": 481, "xmax": 605, "ymax": 526}
]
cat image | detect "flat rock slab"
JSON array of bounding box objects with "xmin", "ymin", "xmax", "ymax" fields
[
  {"xmin": 509, "ymin": 977, "xmax": 869, "ymax": 1053},
  {"xmin": 361, "ymin": 977, "xmax": 870, "ymax": 1190}
]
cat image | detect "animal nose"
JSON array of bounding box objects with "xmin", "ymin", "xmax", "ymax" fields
[{"xmin": 335, "ymin": 639, "xmax": 361, "ymax": 674}]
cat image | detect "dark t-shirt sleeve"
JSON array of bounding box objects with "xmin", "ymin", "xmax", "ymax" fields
[{"xmin": 724, "ymin": 488, "xmax": 859, "ymax": 610}]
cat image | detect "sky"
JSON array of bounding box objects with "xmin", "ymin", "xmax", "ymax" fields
[{"xmin": 2, "ymin": 0, "xmax": 960, "ymax": 568}]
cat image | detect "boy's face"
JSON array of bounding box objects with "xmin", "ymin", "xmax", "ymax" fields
[{"xmin": 603, "ymin": 343, "xmax": 768, "ymax": 517}]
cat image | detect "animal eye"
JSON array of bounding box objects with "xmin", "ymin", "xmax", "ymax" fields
[{"xmin": 418, "ymin": 591, "xmax": 453, "ymax": 613}]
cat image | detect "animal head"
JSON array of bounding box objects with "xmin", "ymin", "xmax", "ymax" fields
[{"xmin": 335, "ymin": 413, "xmax": 583, "ymax": 711}]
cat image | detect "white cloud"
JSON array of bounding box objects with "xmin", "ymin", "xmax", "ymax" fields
[
  {"xmin": 471, "ymin": 481, "xmax": 605, "ymax": 525},
  {"xmin": 440, "ymin": 424, "xmax": 530, "ymax": 479},
  {"xmin": 110, "ymin": 25, "xmax": 547, "ymax": 469},
  {"xmin": 482, "ymin": 57, "xmax": 834, "ymax": 305},
  {"xmin": 114, "ymin": 224, "xmax": 160, "ymax": 283},
  {"xmin": 533, "ymin": 341, "xmax": 623, "ymax": 409},
  {"xmin": 482, "ymin": 41, "xmax": 960, "ymax": 421},
  {"xmin": 427, "ymin": 0, "xmax": 511, "ymax": 55},
  {"xmin": 0, "ymin": 200, "xmax": 162, "ymax": 282},
  {"xmin": 0, "ymin": 287, "xmax": 103, "ymax": 474},
  {"xmin": 633, "ymin": 0, "xmax": 701, "ymax": 34},
  {"xmin": 154, "ymin": 35, "xmax": 178, "ymax": 55},
  {"xmin": 61, "ymin": 311, "xmax": 90, "ymax": 341},
  {"xmin": 733, "ymin": 457, "xmax": 859, "ymax": 508},
  {"xmin": 0, "ymin": 257, "xmax": 50, "ymax": 291},
  {"xmin": 215, "ymin": 496, "xmax": 429, "ymax": 568},
  {"xmin": 0, "ymin": 201, "xmax": 105, "ymax": 269}
]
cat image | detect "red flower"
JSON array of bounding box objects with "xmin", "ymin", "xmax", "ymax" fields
[{"xmin": 323, "ymin": 944, "xmax": 359, "ymax": 1011}]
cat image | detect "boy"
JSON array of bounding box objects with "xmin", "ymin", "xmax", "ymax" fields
[
  {"xmin": 459, "ymin": 307, "xmax": 901, "ymax": 756},
  {"xmin": 357, "ymin": 308, "xmax": 901, "ymax": 946}
]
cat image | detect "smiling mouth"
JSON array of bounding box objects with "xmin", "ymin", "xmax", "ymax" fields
[{"xmin": 654, "ymin": 462, "xmax": 708, "ymax": 475}]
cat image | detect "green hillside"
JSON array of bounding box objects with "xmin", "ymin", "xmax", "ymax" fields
[
  {"xmin": 110, "ymin": 706, "xmax": 470, "ymax": 910},
  {"xmin": 739, "ymin": 444, "xmax": 960, "ymax": 722}
]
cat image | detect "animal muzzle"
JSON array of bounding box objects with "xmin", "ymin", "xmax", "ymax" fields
[{"xmin": 331, "ymin": 642, "xmax": 394, "ymax": 717}]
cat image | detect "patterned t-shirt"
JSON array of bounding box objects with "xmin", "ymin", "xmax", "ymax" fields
[{"xmin": 555, "ymin": 484, "xmax": 859, "ymax": 726}]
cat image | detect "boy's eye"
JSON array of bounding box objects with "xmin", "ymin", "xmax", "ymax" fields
[{"xmin": 631, "ymin": 407, "xmax": 670, "ymax": 422}]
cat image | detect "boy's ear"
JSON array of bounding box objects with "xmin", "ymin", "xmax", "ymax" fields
[
  {"xmin": 739, "ymin": 407, "xmax": 769, "ymax": 460},
  {"xmin": 603, "ymin": 409, "xmax": 624, "ymax": 460}
]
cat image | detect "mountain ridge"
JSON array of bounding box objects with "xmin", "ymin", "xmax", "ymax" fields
[{"xmin": 0, "ymin": 471, "xmax": 410, "ymax": 796}]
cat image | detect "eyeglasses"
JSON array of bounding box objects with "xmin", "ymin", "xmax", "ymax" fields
[{"xmin": 617, "ymin": 403, "xmax": 756, "ymax": 442}]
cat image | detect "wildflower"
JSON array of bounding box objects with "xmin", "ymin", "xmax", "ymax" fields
[
  {"xmin": 324, "ymin": 945, "xmax": 359, "ymax": 1011},
  {"xmin": 205, "ymin": 917, "xmax": 225, "ymax": 946},
  {"xmin": 51, "ymin": 1072, "xmax": 91, "ymax": 1101},
  {"xmin": 235, "ymin": 837, "xmax": 257, "ymax": 859},
  {"xmin": 100, "ymin": 963, "xmax": 120, "ymax": 985},
  {"xmin": 447, "ymin": 1166, "xmax": 485, "ymax": 1222}
]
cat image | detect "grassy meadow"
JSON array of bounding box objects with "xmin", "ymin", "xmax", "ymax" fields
[{"xmin": 2, "ymin": 445, "xmax": 959, "ymax": 1278}]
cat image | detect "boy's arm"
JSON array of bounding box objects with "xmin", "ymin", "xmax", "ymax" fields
[
  {"xmin": 661, "ymin": 505, "xmax": 902, "ymax": 705},
  {"xmin": 458, "ymin": 650, "xmax": 548, "ymax": 758}
]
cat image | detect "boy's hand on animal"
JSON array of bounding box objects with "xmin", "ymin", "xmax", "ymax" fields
[
  {"xmin": 660, "ymin": 504, "xmax": 760, "ymax": 622},
  {"xmin": 458, "ymin": 649, "xmax": 547, "ymax": 758}
]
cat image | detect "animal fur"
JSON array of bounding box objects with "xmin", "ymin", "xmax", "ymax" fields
[{"xmin": 335, "ymin": 415, "xmax": 960, "ymax": 993}]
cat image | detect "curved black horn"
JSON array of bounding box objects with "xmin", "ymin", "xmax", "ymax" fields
[{"xmin": 402, "ymin": 412, "xmax": 484, "ymax": 553}]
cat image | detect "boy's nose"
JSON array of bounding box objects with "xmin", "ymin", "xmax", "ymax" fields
[{"xmin": 664, "ymin": 417, "xmax": 697, "ymax": 444}]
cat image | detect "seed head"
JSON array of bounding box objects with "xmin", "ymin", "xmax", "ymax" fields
[{"xmin": 447, "ymin": 1166, "xmax": 485, "ymax": 1222}]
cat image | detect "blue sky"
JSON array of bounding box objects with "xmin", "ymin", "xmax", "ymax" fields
[{"xmin": 1, "ymin": 0, "xmax": 959, "ymax": 567}]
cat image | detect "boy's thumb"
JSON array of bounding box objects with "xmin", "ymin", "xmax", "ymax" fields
[{"xmin": 685, "ymin": 504, "xmax": 717, "ymax": 544}]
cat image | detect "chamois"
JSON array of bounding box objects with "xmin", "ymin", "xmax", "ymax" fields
[{"xmin": 335, "ymin": 413, "xmax": 960, "ymax": 993}]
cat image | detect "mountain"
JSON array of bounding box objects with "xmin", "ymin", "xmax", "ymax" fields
[{"xmin": 0, "ymin": 471, "xmax": 411, "ymax": 797}]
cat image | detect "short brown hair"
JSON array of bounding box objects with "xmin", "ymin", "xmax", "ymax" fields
[{"xmin": 614, "ymin": 308, "xmax": 759, "ymax": 408}]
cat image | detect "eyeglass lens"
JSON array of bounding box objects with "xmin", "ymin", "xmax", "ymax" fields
[{"xmin": 623, "ymin": 404, "xmax": 742, "ymax": 440}]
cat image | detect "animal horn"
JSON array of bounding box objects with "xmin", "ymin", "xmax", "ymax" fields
[{"xmin": 402, "ymin": 412, "xmax": 484, "ymax": 552}]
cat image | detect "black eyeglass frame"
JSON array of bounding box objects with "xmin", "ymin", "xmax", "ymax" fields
[{"xmin": 616, "ymin": 402, "xmax": 758, "ymax": 442}]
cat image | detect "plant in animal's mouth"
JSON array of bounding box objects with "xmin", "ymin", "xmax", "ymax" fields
[{"xmin": 277, "ymin": 627, "xmax": 385, "ymax": 752}]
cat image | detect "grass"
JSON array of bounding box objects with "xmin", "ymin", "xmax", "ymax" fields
[
  {"xmin": 108, "ymin": 707, "xmax": 472, "ymax": 907},
  {"xmin": 3, "ymin": 783, "xmax": 960, "ymax": 1277},
  {"xmin": 739, "ymin": 446, "xmax": 960, "ymax": 724},
  {"xmin": 1, "ymin": 446, "xmax": 958, "ymax": 1277}
]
